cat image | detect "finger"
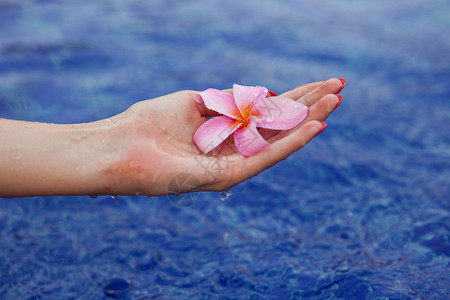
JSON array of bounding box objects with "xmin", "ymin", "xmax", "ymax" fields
[
  {"xmin": 280, "ymin": 81, "xmax": 324, "ymax": 100},
  {"xmin": 303, "ymin": 94, "xmax": 343, "ymax": 123},
  {"xmin": 211, "ymin": 120, "xmax": 325, "ymax": 191},
  {"xmin": 299, "ymin": 78, "xmax": 345, "ymax": 107}
]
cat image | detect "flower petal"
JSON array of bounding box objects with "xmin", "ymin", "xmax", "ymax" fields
[
  {"xmin": 233, "ymin": 84, "xmax": 268, "ymax": 118},
  {"xmin": 193, "ymin": 116, "xmax": 242, "ymax": 154},
  {"xmin": 253, "ymin": 96, "xmax": 309, "ymax": 130},
  {"xmin": 195, "ymin": 89, "xmax": 240, "ymax": 119},
  {"xmin": 234, "ymin": 117, "xmax": 269, "ymax": 157}
]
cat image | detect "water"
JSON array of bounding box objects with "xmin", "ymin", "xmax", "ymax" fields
[
  {"xmin": 220, "ymin": 190, "xmax": 233, "ymax": 202},
  {"xmin": 1, "ymin": 0, "xmax": 449, "ymax": 299}
]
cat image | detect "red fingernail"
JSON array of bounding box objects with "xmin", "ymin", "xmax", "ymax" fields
[
  {"xmin": 268, "ymin": 90, "xmax": 277, "ymax": 97},
  {"xmin": 332, "ymin": 95, "xmax": 343, "ymax": 112},
  {"xmin": 314, "ymin": 122, "xmax": 327, "ymax": 137},
  {"xmin": 337, "ymin": 78, "xmax": 346, "ymax": 93}
]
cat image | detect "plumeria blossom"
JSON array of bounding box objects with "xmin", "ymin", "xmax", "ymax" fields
[{"xmin": 193, "ymin": 84, "xmax": 309, "ymax": 157}]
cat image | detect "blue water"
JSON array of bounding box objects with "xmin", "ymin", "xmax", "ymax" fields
[{"xmin": 1, "ymin": 0, "xmax": 449, "ymax": 299}]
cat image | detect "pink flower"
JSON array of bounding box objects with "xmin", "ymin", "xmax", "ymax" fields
[{"xmin": 193, "ymin": 84, "xmax": 309, "ymax": 156}]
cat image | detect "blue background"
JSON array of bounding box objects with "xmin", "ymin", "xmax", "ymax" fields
[{"xmin": 0, "ymin": 0, "xmax": 449, "ymax": 299}]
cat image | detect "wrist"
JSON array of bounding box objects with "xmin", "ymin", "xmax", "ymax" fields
[
  {"xmin": 76, "ymin": 117, "xmax": 131, "ymax": 197},
  {"xmin": 99, "ymin": 111, "xmax": 171, "ymax": 197}
]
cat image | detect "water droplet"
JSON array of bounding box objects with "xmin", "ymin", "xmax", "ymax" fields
[
  {"xmin": 71, "ymin": 132, "xmax": 86, "ymax": 141},
  {"xmin": 219, "ymin": 190, "xmax": 233, "ymax": 201},
  {"xmin": 111, "ymin": 195, "xmax": 117, "ymax": 199},
  {"xmin": 11, "ymin": 152, "xmax": 23, "ymax": 160},
  {"xmin": 11, "ymin": 144, "xmax": 25, "ymax": 160},
  {"xmin": 104, "ymin": 278, "xmax": 131, "ymax": 298},
  {"xmin": 104, "ymin": 119, "xmax": 113, "ymax": 125}
]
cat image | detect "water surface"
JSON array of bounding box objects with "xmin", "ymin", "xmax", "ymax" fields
[{"xmin": 0, "ymin": 0, "xmax": 449, "ymax": 299}]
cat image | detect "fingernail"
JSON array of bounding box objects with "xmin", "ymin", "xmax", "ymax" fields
[
  {"xmin": 314, "ymin": 122, "xmax": 327, "ymax": 137},
  {"xmin": 194, "ymin": 94, "xmax": 204, "ymax": 104},
  {"xmin": 268, "ymin": 90, "xmax": 277, "ymax": 97},
  {"xmin": 332, "ymin": 95, "xmax": 343, "ymax": 112},
  {"xmin": 337, "ymin": 78, "xmax": 346, "ymax": 93}
]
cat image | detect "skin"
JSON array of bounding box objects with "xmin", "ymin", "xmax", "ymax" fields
[{"xmin": 0, "ymin": 78, "xmax": 345, "ymax": 197}]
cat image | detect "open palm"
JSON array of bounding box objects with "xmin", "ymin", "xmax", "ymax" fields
[{"xmin": 111, "ymin": 78, "xmax": 345, "ymax": 196}]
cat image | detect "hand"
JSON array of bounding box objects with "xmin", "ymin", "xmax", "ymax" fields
[{"xmin": 106, "ymin": 78, "xmax": 345, "ymax": 196}]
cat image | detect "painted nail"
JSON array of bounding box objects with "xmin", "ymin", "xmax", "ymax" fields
[
  {"xmin": 332, "ymin": 95, "xmax": 343, "ymax": 112},
  {"xmin": 314, "ymin": 122, "xmax": 327, "ymax": 137},
  {"xmin": 268, "ymin": 90, "xmax": 277, "ymax": 97},
  {"xmin": 337, "ymin": 78, "xmax": 347, "ymax": 93}
]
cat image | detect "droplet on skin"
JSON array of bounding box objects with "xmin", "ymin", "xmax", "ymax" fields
[
  {"xmin": 71, "ymin": 132, "xmax": 87, "ymax": 141},
  {"xmin": 11, "ymin": 144, "xmax": 25, "ymax": 160},
  {"xmin": 11, "ymin": 152, "xmax": 23, "ymax": 160}
]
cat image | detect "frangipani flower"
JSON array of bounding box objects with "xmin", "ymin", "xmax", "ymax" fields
[{"xmin": 193, "ymin": 84, "xmax": 309, "ymax": 156}]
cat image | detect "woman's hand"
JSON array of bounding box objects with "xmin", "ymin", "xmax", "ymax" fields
[{"xmin": 105, "ymin": 78, "xmax": 345, "ymax": 196}]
